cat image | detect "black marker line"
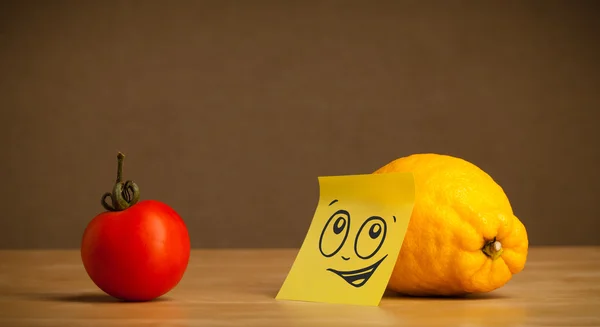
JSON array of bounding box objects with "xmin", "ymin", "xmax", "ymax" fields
[
  {"xmin": 393, "ymin": 216, "xmax": 396, "ymax": 223},
  {"xmin": 318, "ymin": 209, "xmax": 351, "ymax": 258},
  {"xmin": 354, "ymin": 216, "xmax": 387, "ymax": 260},
  {"xmin": 329, "ymin": 199, "xmax": 338, "ymax": 206}
]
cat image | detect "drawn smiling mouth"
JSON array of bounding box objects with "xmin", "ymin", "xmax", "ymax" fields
[{"xmin": 326, "ymin": 255, "xmax": 388, "ymax": 288}]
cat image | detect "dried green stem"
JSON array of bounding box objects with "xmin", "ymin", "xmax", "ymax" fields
[
  {"xmin": 116, "ymin": 152, "xmax": 124, "ymax": 183},
  {"xmin": 101, "ymin": 152, "xmax": 140, "ymax": 211}
]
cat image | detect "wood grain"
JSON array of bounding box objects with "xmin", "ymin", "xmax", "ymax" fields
[{"xmin": 0, "ymin": 247, "xmax": 598, "ymax": 326}]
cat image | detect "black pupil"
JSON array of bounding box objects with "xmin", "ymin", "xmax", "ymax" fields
[
  {"xmin": 369, "ymin": 224, "xmax": 381, "ymax": 239},
  {"xmin": 333, "ymin": 217, "xmax": 346, "ymax": 234}
]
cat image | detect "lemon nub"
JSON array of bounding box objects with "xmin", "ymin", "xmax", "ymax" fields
[
  {"xmin": 482, "ymin": 239, "xmax": 503, "ymax": 260},
  {"xmin": 493, "ymin": 241, "xmax": 502, "ymax": 252}
]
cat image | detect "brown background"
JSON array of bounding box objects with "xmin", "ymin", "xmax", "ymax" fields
[{"xmin": 1, "ymin": 0, "xmax": 598, "ymax": 249}]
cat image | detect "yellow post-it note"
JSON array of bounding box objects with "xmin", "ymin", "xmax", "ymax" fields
[{"xmin": 276, "ymin": 172, "xmax": 415, "ymax": 306}]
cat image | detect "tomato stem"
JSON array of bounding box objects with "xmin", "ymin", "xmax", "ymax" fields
[
  {"xmin": 101, "ymin": 152, "xmax": 140, "ymax": 211},
  {"xmin": 482, "ymin": 237, "xmax": 503, "ymax": 260},
  {"xmin": 116, "ymin": 152, "xmax": 124, "ymax": 183}
]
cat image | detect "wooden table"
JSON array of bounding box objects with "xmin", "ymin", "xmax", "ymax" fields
[{"xmin": 0, "ymin": 247, "xmax": 598, "ymax": 326}]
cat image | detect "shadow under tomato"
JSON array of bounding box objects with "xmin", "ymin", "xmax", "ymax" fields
[{"xmin": 26, "ymin": 292, "xmax": 172, "ymax": 303}]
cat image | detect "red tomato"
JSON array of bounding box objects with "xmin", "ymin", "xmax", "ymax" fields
[{"xmin": 81, "ymin": 153, "xmax": 190, "ymax": 301}]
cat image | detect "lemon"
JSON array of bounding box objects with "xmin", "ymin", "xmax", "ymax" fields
[{"xmin": 374, "ymin": 153, "xmax": 528, "ymax": 296}]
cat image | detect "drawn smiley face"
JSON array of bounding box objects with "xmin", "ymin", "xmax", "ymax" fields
[
  {"xmin": 276, "ymin": 172, "xmax": 414, "ymax": 306},
  {"xmin": 318, "ymin": 199, "xmax": 393, "ymax": 288}
]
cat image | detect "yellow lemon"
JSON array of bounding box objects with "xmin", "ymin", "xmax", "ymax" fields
[{"xmin": 373, "ymin": 153, "xmax": 528, "ymax": 296}]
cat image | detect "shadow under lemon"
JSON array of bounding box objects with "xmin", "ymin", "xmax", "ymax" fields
[
  {"xmin": 382, "ymin": 289, "xmax": 510, "ymax": 300},
  {"xmin": 381, "ymin": 290, "xmax": 528, "ymax": 327},
  {"xmin": 386, "ymin": 300, "xmax": 528, "ymax": 327}
]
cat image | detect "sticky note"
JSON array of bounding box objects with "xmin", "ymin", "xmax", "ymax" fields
[{"xmin": 276, "ymin": 172, "xmax": 415, "ymax": 306}]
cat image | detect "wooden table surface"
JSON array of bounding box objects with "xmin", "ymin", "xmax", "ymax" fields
[{"xmin": 0, "ymin": 247, "xmax": 598, "ymax": 327}]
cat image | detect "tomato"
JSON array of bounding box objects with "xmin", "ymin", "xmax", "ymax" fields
[{"xmin": 81, "ymin": 153, "xmax": 190, "ymax": 302}]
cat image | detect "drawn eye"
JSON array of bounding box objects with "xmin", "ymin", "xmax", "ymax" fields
[
  {"xmin": 319, "ymin": 210, "xmax": 350, "ymax": 257},
  {"xmin": 354, "ymin": 216, "xmax": 387, "ymax": 259}
]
